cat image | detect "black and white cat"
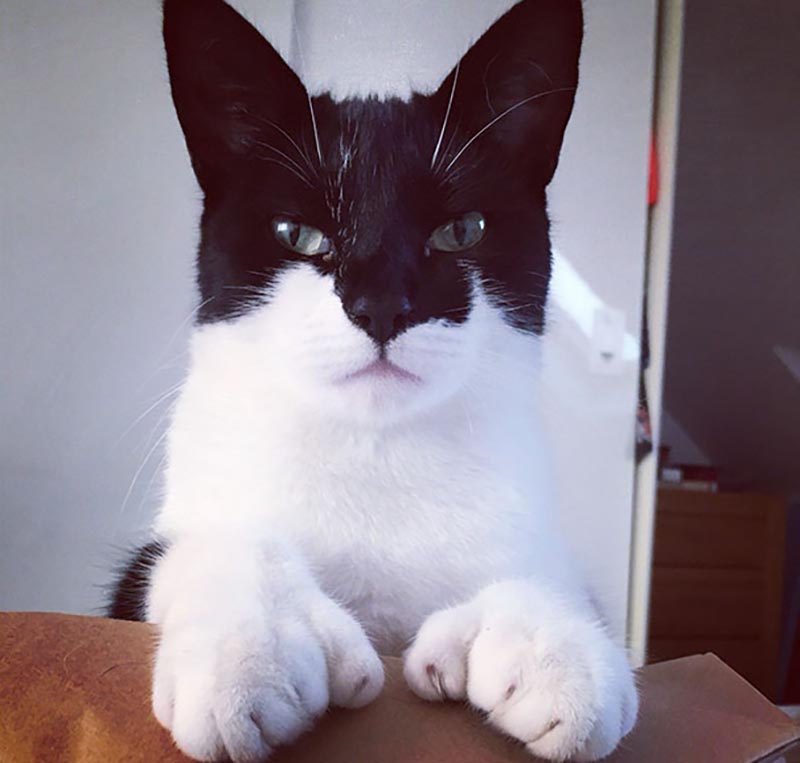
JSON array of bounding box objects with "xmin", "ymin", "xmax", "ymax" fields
[{"xmin": 111, "ymin": 0, "xmax": 638, "ymax": 760}]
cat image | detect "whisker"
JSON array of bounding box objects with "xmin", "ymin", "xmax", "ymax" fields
[
  {"xmin": 438, "ymin": 306, "xmax": 471, "ymax": 317},
  {"xmin": 224, "ymin": 296, "xmax": 269, "ymax": 320},
  {"xmin": 250, "ymin": 138, "xmax": 313, "ymax": 184},
  {"xmin": 221, "ymin": 285, "xmax": 268, "ymax": 295},
  {"xmin": 436, "ymin": 119, "xmax": 465, "ymax": 178},
  {"xmin": 431, "ymin": 61, "xmax": 460, "ymax": 171},
  {"xmin": 247, "ymin": 270, "xmax": 276, "ymax": 280},
  {"xmin": 255, "ymin": 157, "xmax": 314, "ymax": 188},
  {"xmin": 116, "ymin": 383, "xmax": 184, "ymax": 445},
  {"xmin": 443, "ymin": 87, "xmax": 576, "ymax": 174},
  {"xmin": 125, "ymin": 296, "xmax": 212, "ymax": 400},
  {"xmin": 115, "ymin": 428, "xmax": 170, "ymax": 538},
  {"xmin": 307, "ymin": 95, "xmax": 323, "ymax": 167},
  {"xmin": 499, "ymin": 302, "xmax": 545, "ymax": 314},
  {"xmin": 290, "ymin": 24, "xmax": 323, "ymax": 167},
  {"xmin": 162, "ymin": 295, "xmax": 214, "ymax": 346},
  {"xmin": 130, "ymin": 394, "xmax": 177, "ymax": 520},
  {"xmin": 441, "ymin": 164, "xmax": 474, "ymax": 187},
  {"xmin": 246, "ymin": 111, "xmax": 318, "ymax": 176},
  {"xmin": 267, "ymin": 122, "xmax": 317, "ymax": 175},
  {"xmin": 134, "ymin": 449, "xmax": 168, "ymax": 525}
]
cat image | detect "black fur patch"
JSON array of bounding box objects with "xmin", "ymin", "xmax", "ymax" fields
[
  {"xmin": 107, "ymin": 540, "xmax": 168, "ymax": 622},
  {"xmin": 162, "ymin": 0, "xmax": 582, "ymax": 338}
]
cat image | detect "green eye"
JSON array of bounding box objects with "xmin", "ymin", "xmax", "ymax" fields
[
  {"xmin": 427, "ymin": 212, "xmax": 486, "ymax": 253},
  {"xmin": 272, "ymin": 217, "xmax": 333, "ymax": 257}
]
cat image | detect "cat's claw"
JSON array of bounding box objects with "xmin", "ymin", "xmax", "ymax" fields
[{"xmin": 404, "ymin": 585, "xmax": 638, "ymax": 762}]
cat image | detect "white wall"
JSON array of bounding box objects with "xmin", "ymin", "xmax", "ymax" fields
[{"xmin": 0, "ymin": 0, "xmax": 655, "ymax": 636}]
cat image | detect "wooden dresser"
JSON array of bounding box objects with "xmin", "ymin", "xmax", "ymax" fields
[{"xmin": 647, "ymin": 488, "xmax": 786, "ymax": 699}]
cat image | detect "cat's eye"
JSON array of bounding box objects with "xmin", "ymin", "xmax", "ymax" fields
[
  {"xmin": 272, "ymin": 218, "xmax": 333, "ymax": 257},
  {"xmin": 427, "ymin": 212, "xmax": 486, "ymax": 253}
]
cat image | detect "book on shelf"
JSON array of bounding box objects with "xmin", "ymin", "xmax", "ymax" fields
[{"xmin": 659, "ymin": 463, "xmax": 719, "ymax": 492}]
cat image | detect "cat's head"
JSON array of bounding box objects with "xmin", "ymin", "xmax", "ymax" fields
[{"xmin": 163, "ymin": 0, "xmax": 582, "ymax": 423}]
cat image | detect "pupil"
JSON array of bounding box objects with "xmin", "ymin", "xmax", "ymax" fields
[
  {"xmin": 289, "ymin": 223, "xmax": 300, "ymax": 247},
  {"xmin": 453, "ymin": 218, "xmax": 466, "ymax": 245}
]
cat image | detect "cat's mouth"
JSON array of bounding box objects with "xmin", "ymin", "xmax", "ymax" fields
[{"xmin": 338, "ymin": 358, "xmax": 422, "ymax": 385}]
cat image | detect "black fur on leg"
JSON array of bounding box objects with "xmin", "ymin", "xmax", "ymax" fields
[{"xmin": 107, "ymin": 539, "xmax": 168, "ymax": 621}]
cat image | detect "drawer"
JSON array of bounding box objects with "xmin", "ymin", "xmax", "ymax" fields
[
  {"xmin": 653, "ymin": 509, "xmax": 766, "ymax": 569},
  {"xmin": 649, "ymin": 567, "xmax": 764, "ymax": 639}
]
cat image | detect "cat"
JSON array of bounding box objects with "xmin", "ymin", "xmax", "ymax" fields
[{"xmin": 109, "ymin": 0, "xmax": 638, "ymax": 760}]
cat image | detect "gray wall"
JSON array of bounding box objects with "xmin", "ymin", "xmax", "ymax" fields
[
  {"xmin": 1, "ymin": 1, "xmax": 655, "ymax": 635},
  {"xmin": 1, "ymin": 0, "xmax": 198, "ymax": 612}
]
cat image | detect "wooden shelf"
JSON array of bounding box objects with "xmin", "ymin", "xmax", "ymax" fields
[{"xmin": 647, "ymin": 489, "xmax": 786, "ymax": 698}]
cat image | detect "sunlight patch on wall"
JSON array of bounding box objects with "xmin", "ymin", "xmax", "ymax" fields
[{"xmin": 775, "ymin": 345, "xmax": 800, "ymax": 385}]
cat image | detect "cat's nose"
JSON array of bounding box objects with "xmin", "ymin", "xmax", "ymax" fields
[{"xmin": 347, "ymin": 294, "xmax": 413, "ymax": 345}]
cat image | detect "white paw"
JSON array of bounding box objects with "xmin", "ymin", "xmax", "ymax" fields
[
  {"xmin": 152, "ymin": 594, "xmax": 383, "ymax": 762},
  {"xmin": 404, "ymin": 588, "xmax": 638, "ymax": 762}
]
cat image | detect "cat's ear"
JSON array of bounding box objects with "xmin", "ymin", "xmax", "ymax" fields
[
  {"xmin": 431, "ymin": 0, "xmax": 583, "ymax": 186},
  {"xmin": 163, "ymin": 0, "xmax": 309, "ymax": 191}
]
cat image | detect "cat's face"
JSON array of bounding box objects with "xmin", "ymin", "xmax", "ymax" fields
[{"xmin": 164, "ymin": 0, "xmax": 582, "ymax": 422}]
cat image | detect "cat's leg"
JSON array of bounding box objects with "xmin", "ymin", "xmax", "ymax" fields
[
  {"xmin": 404, "ymin": 579, "xmax": 637, "ymax": 762},
  {"xmin": 148, "ymin": 534, "xmax": 383, "ymax": 763}
]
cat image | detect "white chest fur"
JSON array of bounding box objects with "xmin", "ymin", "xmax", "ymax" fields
[{"xmin": 154, "ymin": 292, "xmax": 577, "ymax": 654}]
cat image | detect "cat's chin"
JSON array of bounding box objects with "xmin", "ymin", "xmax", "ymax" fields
[
  {"xmin": 336, "ymin": 358, "xmax": 423, "ymax": 386},
  {"xmin": 316, "ymin": 376, "xmax": 441, "ymax": 426},
  {"xmin": 288, "ymin": 363, "xmax": 463, "ymax": 427}
]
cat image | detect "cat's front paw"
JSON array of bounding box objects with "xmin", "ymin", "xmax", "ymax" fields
[
  {"xmin": 404, "ymin": 588, "xmax": 637, "ymax": 762},
  {"xmin": 152, "ymin": 595, "xmax": 383, "ymax": 762}
]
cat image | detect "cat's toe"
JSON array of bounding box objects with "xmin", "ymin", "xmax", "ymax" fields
[
  {"xmin": 403, "ymin": 602, "xmax": 480, "ymax": 701},
  {"xmin": 327, "ymin": 644, "xmax": 384, "ymax": 708},
  {"xmin": 153, "ymin": 628, "xmax": 227, "ymax": 761},
  {"xmin": 307, "ymin": 595, "xmax": 384, "ymax": 708},
  {"xmin": 167, "ymin": 670, "xmax": 227, "ymax": 762},
  {"xmin": 571, "ymin": 656, "xmax": 638, "ymax": 762}
]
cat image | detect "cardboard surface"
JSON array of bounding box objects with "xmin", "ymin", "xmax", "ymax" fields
[{"xmin": 0, "ymin": 612, "xmax": 798, "ymax": 763}]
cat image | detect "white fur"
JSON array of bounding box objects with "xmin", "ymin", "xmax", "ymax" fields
[{"xmin": 148, "ymin": 263, "xmax": 637, "ymax": 762}]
